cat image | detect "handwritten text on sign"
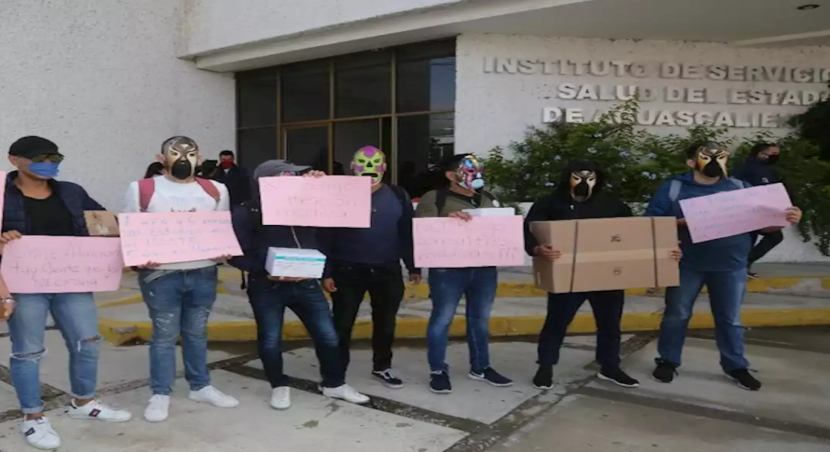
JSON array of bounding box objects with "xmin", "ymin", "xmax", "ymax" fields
[
  {"xmin": 1, "ymin": 236, "xmax": 123, "ymax": 293},
  {"xmin": 118, "ymin": 211, "xmax": 243, "ymax": 266},
  {"xmin": 680, "ymin": 183, "xmax": 792, "ymax": 243},
  {"xmin": 259, "ymin": 176, "xmax": 371, "ymax": 228},
  {"xmin": 414, "ymin": 216, "xmax": 525, "ymax": 268}
]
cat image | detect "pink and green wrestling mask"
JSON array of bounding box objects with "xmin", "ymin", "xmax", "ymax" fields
[{"xmin": 351, "ymin": 146, "xmax": 387, "ymax": 185}]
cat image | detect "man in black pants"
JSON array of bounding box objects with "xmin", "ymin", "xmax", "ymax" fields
[
  {"xmin": 524, "ymin": 160, "xmax": 680, "ymax": 390},
  {"xmin": 733, "ymin": 143, "xmax": 784, "ymax": 278},
  {"xmin": 319, "ymin": 146, "xmax": 421, "ymax": 389}
]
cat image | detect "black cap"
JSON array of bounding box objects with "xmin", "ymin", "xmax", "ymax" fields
[{"xmin": 9, "ymin": 136, "xmax": 62, "ymax": 159}]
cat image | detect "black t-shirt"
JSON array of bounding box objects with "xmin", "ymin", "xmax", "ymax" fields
[{"xmin": 23, "ymin": 193, "xmax": 75, "ymax": 236}]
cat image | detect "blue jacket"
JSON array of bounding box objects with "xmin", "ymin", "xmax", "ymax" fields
[
  {"xmin": 2, "ymin": 171, "xmax": 104, "ymax": 236},
  {"xmin": 645, "ymin": 172, "xmax": 753, "ymax": 272},
  {"xmin": 227, "ymin": 200, "xmax": 321, "ymax": 278},
  {"xmin": 732, "ymin": 156, "xmax": 780, "ymax": 186}
]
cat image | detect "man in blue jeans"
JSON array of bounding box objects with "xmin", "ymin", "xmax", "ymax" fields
[
  {"xmin": 646, "ymin": 142, "xmax": 802, "ymax": 391},
  {"xmin": 2, "ymin": 136, "xmax": 131, "ymax": 450},
  {"xmin": 415, "ymin": 154, "xmax": 512, "ymax": 394},
  {"xmin": 123, "ymin": 136, "xmax": 238, "ymax": 422},
  {"xmin": 229, "ymin": 160, "xmax": 369, "ymax": 410}
]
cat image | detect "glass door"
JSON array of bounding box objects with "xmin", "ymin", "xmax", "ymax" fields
[{"xmin": 282, "ymin": 125, "xmax": 330, "ymax": 172}]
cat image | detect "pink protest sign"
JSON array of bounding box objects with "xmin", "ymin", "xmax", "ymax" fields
[
  {"xmin": 680, "ymin": 183, "xmax": 792, "ymax": 244},
  {"xmin": 118, "ymin": 211, "xmax": 243, "ymax": 266},
  {"xmin": 1, "ymin": 236, "xmax": 123, "ymax": 293},
  {"xmin": 259, "ymin": 176, "xmax": 371, "ymax": 228},
  {"xmin": 414, "ymin": 216, "xmax": 525, "ymax": 268}
]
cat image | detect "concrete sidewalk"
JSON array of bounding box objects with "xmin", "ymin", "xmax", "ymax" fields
[{"xmin": 91, "ymin": 263, "xmax": 830, "ymax": 345}]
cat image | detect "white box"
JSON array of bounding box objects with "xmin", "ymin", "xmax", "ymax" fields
[
  {"xmin": 265, "ymin": 248, "xmax": 327, "ymax": 278},
  {"xmin": 463, "ymin": 207, "xmax": 516, "ymax": 217}
]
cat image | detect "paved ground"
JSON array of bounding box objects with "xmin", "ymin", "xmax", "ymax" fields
[{"xmin": 1, "ymin": 326, "xmax": 829, "ymax": 451}]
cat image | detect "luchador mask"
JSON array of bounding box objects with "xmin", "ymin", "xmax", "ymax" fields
[
  {"xmin": 454, "ymin": 155, "xmax": 485, "ymax": 192},
  {"xmin": 161, "ymin": 136, "xmax": 199, "ymax": 180},
  {"xmin": 351, "ymin": 146, "xmax": 387, "ymax": 185},
  {"xmin": 570, "ymin": 170, "xmax": 597, "ymax": 200},
  {"xmin": 694, "ymin": 142, "xmax": 729, "ymax": 178}
]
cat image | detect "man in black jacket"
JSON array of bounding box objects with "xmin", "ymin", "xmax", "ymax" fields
[
  {"xmin": 524, "ymin": 160, "xmax": 678, "ymax": 390},
  {"xmin": 732, "ymin": 143, "xmax": 783, "ymax": 278},
  {"xmin": 213, "ymin": 150, "xmax": 251, "ymax": 206}
]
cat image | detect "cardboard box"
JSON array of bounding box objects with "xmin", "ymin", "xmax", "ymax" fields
[
  {"xmin": 462, "ymin": 207, "xmax": 516, "ymax": 217},
  {"xmin": 265, "ymin": 247, "xmax": 326, "ymax": 279},
  {"xmin": 530, "ymin": 217, "xmax": 679, "ymax": 293},
  {"xmin": 84, "ymin": 211, "xmax": 120, "ymax": 237}
]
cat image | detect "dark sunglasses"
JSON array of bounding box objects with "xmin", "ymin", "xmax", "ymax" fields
[{"xmin": 30, "ymin": 154, "xmax": 64, "ymax": 163}]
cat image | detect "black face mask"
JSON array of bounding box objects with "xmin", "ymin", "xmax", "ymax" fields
[
  {"xmin": 170, "ymin": 160, "xmax": 194, "ymax": 180},
  {"xmin": 766, "ymin": 155, "xmax": 780, "ymax": 165},
  {"xmin": 572, "ymin": 182, "xmax": 590, "ymax": 199},
  {"xmin": 701, "ymin": 161, "xmax": 724, "ymax": 178}
]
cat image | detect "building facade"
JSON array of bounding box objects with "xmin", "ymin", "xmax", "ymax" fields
[{"xmin": 2, "ymin": 0, "xmax": 829, "ymax": 261}]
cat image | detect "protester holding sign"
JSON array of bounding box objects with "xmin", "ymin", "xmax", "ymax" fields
[
  {"xmin": 228, "ymin": 160, "xmax": 369, "ymax": 410},
  {"xmin": 2, "ymin": 136, "xmax": 132, "ymax": 450},
  {"xmin": 645, "ymin": 142, "xmax": 802, "ymax": 391},
  {"xmin": 122, "ymin": 136, "xmax": 238, "ymax": 423},
  {"xmin": 415, "ymin": 153, "xmax": 513, "ymax": 395},
  {"xmin": 318, "ymin": 147, "xmax": 420, "ymax": 389}
]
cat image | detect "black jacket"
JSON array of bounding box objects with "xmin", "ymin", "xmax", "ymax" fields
[
  {"xmin": 213, "ymin": 165, "xmax": 252, "ymax": 206},
  {"xmin": 732, "ymin": 156, "xmax": 780, "ymax": 186},
  {"xmin": 524, "ymin": 160, "xmax": 632, "ymax": 255}
]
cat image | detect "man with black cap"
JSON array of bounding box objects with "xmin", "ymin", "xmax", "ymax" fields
[
  {"xmin": 123, "ymin": 136, "xmax": 238, "ymax": 423},
  {"xmin": 228, "ymin": 159, "xmax": 370, "ymax": 411},
  {"xmin": 2, "ymin": 136, "xmax": 132, "ymax": 450}
]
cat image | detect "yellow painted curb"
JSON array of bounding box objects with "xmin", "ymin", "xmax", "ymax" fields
[{"xmin": 97, "ymin": 307, "xmax": 830, "ymax": 346}]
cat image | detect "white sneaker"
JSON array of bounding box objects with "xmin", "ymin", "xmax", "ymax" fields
[
  {"xmin": 188, "ymin": 386, "xmax": 240, "ymax": 408},
  {"xmin": 20, "ymin": 417, "xmax": 61, "ymax": 450},
  {"xmin": 322, "ymin": 384, "xmax": 370, "ymax": 405},
  {"xmin": 270, "ymin": 386, "xmax": 291, "ymax": 410},
  {"xmin": 144, "ymin": 395, "xmax": 171, "ymax": 422},
  {"xmin": 68, "ymin": 399, "xmax": 132, "ymax": 422}
]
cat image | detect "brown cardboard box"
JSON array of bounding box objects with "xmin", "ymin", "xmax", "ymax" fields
[
  {"xmin": 84, "ymin": 211, "xmax": 120, "ymax": 237},
  {"xmin": 530, "ymin": 217, "xmax": 679, "ymax": 293}
]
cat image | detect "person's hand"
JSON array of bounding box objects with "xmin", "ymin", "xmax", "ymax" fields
[
  {"xmin": 534, "ymin": 245, "xmax": 562, "ymax": 261},
  {"xmin": 670, "ymin": 248, "xmax": 682, "ymax": 262},
  {"xmin": 676, "ymin": 219, "xmax": 687, "ymax": 227},
  {"xmin": 137, "ymin": 261, "xmax": 161, "ymax": 269},
  {"xmin": 322, "ymin": 278, "xmax": 337, "ymax": 292},
  {"xmin": 303, "ymin": 170, "xmax": 326, "ymax": 178},
  {"xmin": 409, "ymin": 273, "xmax": 423, "ymax": 284},
  {"xmin": 785, "ymin": 206, "xmax": 802, "ymax": 225},
  {"xmin": 447, "ymin": 212, "xmax": 473, "ymax": 222},
  {"xmin": 0, "ymin": 298, "xmax": 14, "ymax": 322},
  {"xmin": 0, "ymin": 231, "xmax": 22, "ymax": 244},
  {"xmin": 213, "ymin": 254, "xmax": 233, "ymax": 262}
]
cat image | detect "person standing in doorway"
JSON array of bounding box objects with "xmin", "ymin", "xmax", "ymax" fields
[
  {"xmin": 319, "ymin": 146, "xmax": 421, "ymax": 389},
  {"xmin": 123, "ymin": 136, "xmax": 239, "ymax": 423},
  {"xmin": 415, "ymin": 153, "xmax": 513, "ymax": 394},
  {"xmin": 732, "ymin": 142, "xmax": 784, "ymax": 278},
  {"xmin": 2, "ymin": 136, "xmax": 132, "ymax": 450},
  {"xmin": 213, "ymin": 150, "xmax": 251, "ymax": 206}
]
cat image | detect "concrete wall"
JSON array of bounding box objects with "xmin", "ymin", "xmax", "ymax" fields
[{"xmin": 0, "ymin": 0, "xmax": 235, "ymax": 211}]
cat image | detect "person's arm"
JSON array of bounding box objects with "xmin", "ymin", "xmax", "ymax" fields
[
  {"xmin": 79, "ymin": 186, "xmax": 106, "ymax": 211},
  {"xmin": 215, "ymin": 183, "xmax": 231, "ymax": 211},
  {"xmin": 227, "ymin": 204, "xmax": 256, "ymax": 272},
  {"xmin": 523, "ymin": 199, "xmax": 548, "ymax": 256},
  {"xmin": 644, "ymin": 181, "xmax": 684, "ymax": 225},
  {"xmin": 414, "ymin": 190, "xmax": 439, "ymax": 218},
  {"xmin": 0, "ymin": 272, "xmax": 13, "ymax": 321},
  {"xmin": 397, "ymin": 188, "xmax": 419, "ymax": 275},
  {"xmin": 617, "ymin": 201, "xmax": 634, "ymax": 218},
  {"xmin": 122, "ymin": 181, "xmax": 141, "ymax": 213},
  {"xmin": 317, "ymin": 227, "xmax": 337, "ymax": 279}
]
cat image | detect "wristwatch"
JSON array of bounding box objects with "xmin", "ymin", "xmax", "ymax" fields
[{"xmin": 1, "ymin": 298, "xmax": 14, "ymax": 305}]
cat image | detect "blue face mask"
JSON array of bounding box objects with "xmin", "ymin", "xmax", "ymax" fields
[{"xmin": 28, "ymin": 162, "xmax": 60, "ymax": 179}]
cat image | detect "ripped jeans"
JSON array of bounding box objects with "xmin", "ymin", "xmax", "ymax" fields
[
  {"xmin": 8, "ymin": 292, "xmax": 100, "ymax": 414},
  {"xmin": 137, "ymin": 266, "xmax": 218, "ymax": 396}
]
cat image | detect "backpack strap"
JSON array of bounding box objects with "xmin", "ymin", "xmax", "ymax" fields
[
  {"xmin": 668, "ymin": 180, "xmax": 682, "ymax": 203},
  {"xmin": 138, "ymin": 178, "xmax": 155, "ymax": 213},
  {"xmin": 195, "ymin": 177, "xmax": 221, "ymax": 208}
]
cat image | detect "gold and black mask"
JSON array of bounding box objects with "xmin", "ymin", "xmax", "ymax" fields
[
  {"xmin": 570, "ymin": 170, "xmax": 597, "ymax": 200},
  {"xmin": 695, "ymin": 143, "xmax": 729, "ymax": 178},
  {"xmin": 161, "ymin": 136, "xmax": 199, "ymax": 180}
]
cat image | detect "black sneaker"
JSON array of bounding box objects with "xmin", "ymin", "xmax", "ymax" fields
[
  {"xmin": 727, "ymin": 369, "xmax": 762, "ymax": 391},
  {"xmin": 429, "ymin": 371, "xmax": 452, "ymax": 394},
  {"xmin": 598, "ymin": 368, "xmax": 640, "ymax": 388},
  {"xmin": 532, "ymin": 367, "xmax": 554, "ymax": 390},
  {"xmin": 469, "ymin": 367, "xmax": 514, "ymax": 387},
  {"xmin": 372, "ymin": 369, "xmax": 404, "ymax": 389},
  {"xmin": 652, "ymin": 359, "xmax": 678, "ymax": 383}
]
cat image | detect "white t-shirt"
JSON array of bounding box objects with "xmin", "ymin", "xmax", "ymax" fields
[{"xmin": 123, "ymin": 176, "xmax": 231, "ymax": 271}]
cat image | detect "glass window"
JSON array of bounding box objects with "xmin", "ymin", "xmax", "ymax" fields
[
  {"xmin": 281, "ymin": 60, "xmax": 330, "ymax": 123},
  {"xmin": 335, "ymin": 50, "xmax": 392, "ymax": 118},
  {"xmin": 397, "ymin": 40, "xmax": 456, "ymax": 113},
  {"xmin": 333, "ymin": 120, "xmax": 380, "ymax": 176},
  {"xmin": 397, "ymin": 113, "xmax": 454, "ymax": 197},
  {"xmin": 238, "ymin": 127, "xmax": 277, "ymax": 172},
  {"xmin": 237, "ymin": 79, "xmax": 277, "ymax": 128},
  {"xmin": 284, "ymin": 126, "xmax": 329, "ymax": 171}
]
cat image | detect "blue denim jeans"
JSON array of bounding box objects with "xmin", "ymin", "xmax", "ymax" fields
[
  {"xmin": 426, "ymin": 267, "xmax": 498, "ymax": 373},
  {"xmin": 658, "ymin": 267, "xmax": 750, "ymax": 372},
  {"xmin": 246, "ymin": 275, "xmax": 345, "ymax": 388},
  {"xmin": 137, "ymin": 266, "xmax": 218, "ymax": 396},
  {"xmin": 8, "ymin": 292, "xmax": 99, "ymax": 414}
]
